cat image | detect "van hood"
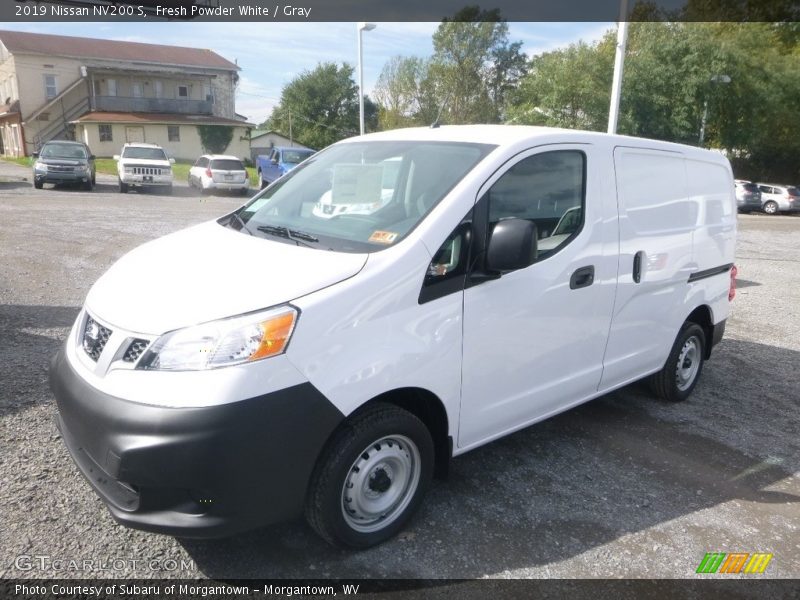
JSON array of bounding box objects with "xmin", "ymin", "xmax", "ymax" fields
[{"xmin": 86, "ymin": 221, "xmax": 367, "ymax": 335}]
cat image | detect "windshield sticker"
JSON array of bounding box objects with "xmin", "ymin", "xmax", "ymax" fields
[{"xmin": 369, "ymin": 231, "xmax": 398, "ymax": 244}]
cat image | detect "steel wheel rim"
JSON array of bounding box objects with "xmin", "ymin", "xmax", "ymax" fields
[
  {"xmin": 675, "ymin": 335, "xmax": 701, "ymax": 392},
  {"xmin": 341, "ymin": 434, "xmax": 421, "ymax": 533}
]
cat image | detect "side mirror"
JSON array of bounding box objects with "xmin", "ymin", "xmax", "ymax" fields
[
  {"xmin": 271, "ymin": 157, "xmax": 279, "ymax": 164},
  {"xmin": 486, "ymin": 218, "xmax": 538, "ymax": 272},
  {"xmin": 169, "ymin": 157, "xmax": 176, "ymax": 164},
  {"xmin": 31, "ymin": 152, "xmax": 39, "ymax": 159},
  {"xmin": 88, "ymin": 154, "xmax": 96, "ymax": 160},
  {"xmin": 113, "ymin": 155, "xmax": 120, "ymax": 161}
]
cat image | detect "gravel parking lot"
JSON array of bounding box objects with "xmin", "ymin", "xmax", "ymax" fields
[{"xmin": 1, "ymin": 159, "xmax": 798, "ymax": 580}]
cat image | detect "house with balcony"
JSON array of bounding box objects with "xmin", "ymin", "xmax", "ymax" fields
[{"xmin": 0, "ymin": 29, "xmax": 252, "ymax": 160}]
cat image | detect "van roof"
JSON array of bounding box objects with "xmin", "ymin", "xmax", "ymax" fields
[{"xmin": 351, "ymin": 125, "xmax": 727, "ymax": 162}]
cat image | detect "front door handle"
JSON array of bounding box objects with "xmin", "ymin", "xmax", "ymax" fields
[{"xmin": 570, "ymin": 265, "xmax": 595, "ymax": 290}]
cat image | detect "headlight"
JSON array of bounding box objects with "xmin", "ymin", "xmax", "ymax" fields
[
  {"xmin": 34, "ymin": 161, "xmax": 47, "ymax": 172},
  {"xmin": 138, "ymin": 305, "xmax": 297, "ymax": 371},
  {"xmin": 76, "ymin": 164, "xmax": 89, "ymax": 172}
]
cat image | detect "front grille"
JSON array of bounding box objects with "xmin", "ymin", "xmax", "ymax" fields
[
  {"xmin": 82, "ymin": 315, "xmax": 112, "ymax": 361},
  {"xmin": 129, "ymin": 165, "xmax": 164, "ymax": 176},
  {"xmin": 49, "ymin": 165, "xmax": 75, "ymax": 173},
  {"xmin": 122, "ymin": 339, "xmax": 149, "ymax": 363}
]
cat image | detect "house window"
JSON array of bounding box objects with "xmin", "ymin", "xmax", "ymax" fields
[
  {"xmin": 168, "ymin": 125, "xmax": 180, "ymax": 142},
  {"xmin": 131, "ymin": 81, "xmax": 143, "ymax": 98},
  {"xmin": 154, "ymin": 80, "xmax": 163, "ymax": 98},
  {"xmin": 44, "ymin": 74, "xmax": 58, "ymax": 100},
  {"xmin": 107, "ymin": 79, "xmax": 117, "ymax": 97},
  {"xmin": 99, "ymin": 124, "xmax": 113, "ymax": 142},
  {"xmin": 177, "ymin": 85, "xmax": 189, "ymax": 98}
]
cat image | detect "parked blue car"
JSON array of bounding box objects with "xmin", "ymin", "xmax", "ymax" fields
[{"xmin": 255, "ymin": 146, "xmax": 315, "ymax": 189}]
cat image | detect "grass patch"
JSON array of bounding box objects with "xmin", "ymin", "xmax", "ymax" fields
[{"xmin": 2, "ymin": 157, "xmax": 33, "ymax": 168}]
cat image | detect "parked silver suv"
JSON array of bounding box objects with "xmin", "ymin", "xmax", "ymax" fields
[
  {"xmin": 115, "ymin": 143, "xmax": 175, "ymax": 194},
  {"xmin": 756, "ymin": 183, "xmax": 800, "ymax": 215}
]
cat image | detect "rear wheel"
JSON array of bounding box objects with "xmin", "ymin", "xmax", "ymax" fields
[
  {"xmin": 763, "ymin": 201, "xmax": 778, "ymax": 215},
  {"xmin": 649, "ymin": 322, "xmax": 706, "ymax": 402},
  {"xmin": 305, "ymin": 403, "xmax": 434, "ymax": 549}
]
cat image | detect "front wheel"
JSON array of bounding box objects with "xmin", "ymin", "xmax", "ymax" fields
[
  {"xmin": 305, "ymin": 403, "xmax": 434, "ymax": 549},
  {"xmin": 649, "ymin": 322, "xmax": 706, "ymax": 402},
  {"xmin": 118, "ymin": 178, "xmax": 128, "ymax": 193},
  {"xmin": 763, "ymin": 201, "xmax": 779, "ymax": 215}
]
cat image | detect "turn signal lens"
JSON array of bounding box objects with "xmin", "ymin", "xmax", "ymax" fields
[{"xmin": 249, "ymin": 312, "xmax": 296, "ymax": 360}]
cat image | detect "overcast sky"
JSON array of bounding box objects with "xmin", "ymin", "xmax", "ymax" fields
[{"xmin": 2, "ymin": 22, "xmax": 613, "ymax": 125}]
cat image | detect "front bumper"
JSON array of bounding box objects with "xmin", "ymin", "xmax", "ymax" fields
[
  {"xmin": 121, "ymin": 175, "xmax": 173, "ymax": 187},
  {"xmin": 35, "ymin": 171, "xmax": 91, "ymax": 185},
  {"xmin": 50, "ymin": 347, "xmax": 343, "ymax": 538}
]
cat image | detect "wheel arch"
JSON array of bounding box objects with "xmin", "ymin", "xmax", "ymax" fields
[
  {"xmin": 686, "ymin": 304, "xmax": 714, "ymax": 359},
  {"xmin": 344, "ymin": 387, "xmax": 451, "ymax": 480}
]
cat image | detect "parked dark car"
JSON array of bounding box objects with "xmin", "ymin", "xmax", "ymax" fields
[
  {"xmin": 32, "ymin": 140, "xmax": 96, "ymax": 191},
  {"xmin": 734, "ymin": 179, "xmax": 762, "ymax": 212}
]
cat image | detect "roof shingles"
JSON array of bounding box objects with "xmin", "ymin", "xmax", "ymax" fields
[{"xmin": 0, "ymin": 29, "xmax": 238, "ymax": 71}]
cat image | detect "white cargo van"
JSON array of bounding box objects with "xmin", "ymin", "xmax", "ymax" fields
[{"xmin": 50, "ymin": 126, "xmax": 737, "ymax": 548}]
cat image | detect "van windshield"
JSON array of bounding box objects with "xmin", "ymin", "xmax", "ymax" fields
[{"xmin": 232, "ymin": 140, "xmax": 494, "ymax": 253}]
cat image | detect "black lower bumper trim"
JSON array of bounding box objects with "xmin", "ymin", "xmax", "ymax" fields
[{"xmin": 49, "ymin": 346, "xmax": 344, "ymax": 538}]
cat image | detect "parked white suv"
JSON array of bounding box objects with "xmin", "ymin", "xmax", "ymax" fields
[
  {"xmin": 114, "ymin": 143, "xmax": 175, "ymax": 194},
  {"xmin": 188, "ymin": 154, "xmax": 249, "ymax": 195}
]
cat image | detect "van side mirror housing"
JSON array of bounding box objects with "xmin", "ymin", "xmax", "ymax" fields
[
  {"xmin": 486, "ymin": 218, "xmax": 538, "ymax": 272},
  {"xmin": 32, "ymin": 152, "xmax": 39, "ymax": 159},
  {"xmin": 113, "ymin": 155, "xmax": 120, "ymax": 161},
  {"xmin": 169, "ymin": 157, "xmax": 176, "ymax": 164},
  {"xmin": 89, "ymin": 154, "xmax": 96, "ymax": 160}
]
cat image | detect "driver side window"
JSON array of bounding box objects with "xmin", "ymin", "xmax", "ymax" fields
[{"xmin": 488, "ymin": 150, "xmax": 585, "ymax": 261}]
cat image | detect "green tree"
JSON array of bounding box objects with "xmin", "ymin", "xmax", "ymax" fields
[
  {"xmin": 506, "ymin": 36, "xmax": 615, "ymax": 130},
  {"xmin": 374, "ymin": 56, "xmax": 437, "ymax": 130},
  {"xmin": 266, "ymin": 62, "xmax": 377, "ymax": 149}
]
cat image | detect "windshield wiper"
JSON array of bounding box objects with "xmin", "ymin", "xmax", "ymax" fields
[
  {"xmin": 227, "ymin": 212, "xmax": 253, "ymax": 236},
  {"xmin": 257, "ymin": 225, "xmax": 319, "ymax": 247}
]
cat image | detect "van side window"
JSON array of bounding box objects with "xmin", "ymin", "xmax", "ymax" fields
[
  {"xmin": 488, "ymin": 150, "xmax": 585, "ymax": 261},
  {"xmin": 419, "ymin": 213, "xmax": 472, "ymax": 304}
]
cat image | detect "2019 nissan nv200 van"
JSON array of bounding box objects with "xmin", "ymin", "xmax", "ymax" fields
[{"xmin": 50, "ymin": 125, "xmax": 737, "ymax": 549}]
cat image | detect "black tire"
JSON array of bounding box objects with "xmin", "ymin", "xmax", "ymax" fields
[
  {"xmin": 649, "ymin": 322, "xmax": 706, "ymax": 402},
  {"xmin": 118, "ymin": 178, "xmax": 128, "ymax": 193},
  {"xmin": 83, "ymin": 179, "xmax": 93, "ymax": 191},
  {"xmin": 163, "ymin": 184, "xmax": 173, "ymax": 196},
  {"xmin": 240, "ymin": 186, "xmax": 250, "ymax": 196},
  {"xmin": 305, "ymin": 403, "xmax": 434, "ymax": 549},
  {"xmin": 33, "ymin": 180, "xmax": 43, "ymax": 189},
  {"xmin": 763, "ymin": 201, "xmax": 779, "ymax": 215}
]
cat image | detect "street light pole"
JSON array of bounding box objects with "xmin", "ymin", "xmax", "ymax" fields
[
  {"xmin": 357, "ymin": 22, "xmax": 376, "ymax": 136},
  {"xmin": 699, "ymin": 74, "xmax": 731, "ymax": 146},
  {"xmin": 607, "ymin": 0, "xmax": 629, "ymax": 134}
]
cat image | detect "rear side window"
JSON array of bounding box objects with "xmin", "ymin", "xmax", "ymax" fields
[
  {"xmin": 787, "ymin": 187, "xmax": 799, "ymax": 196},
  {"xmin": 487, "ymin": 150, "xmax": 586, "ymax": 260},
  {"xmin": 211, "ymin": 159, "xmax": 245, "ymax": 171}
]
